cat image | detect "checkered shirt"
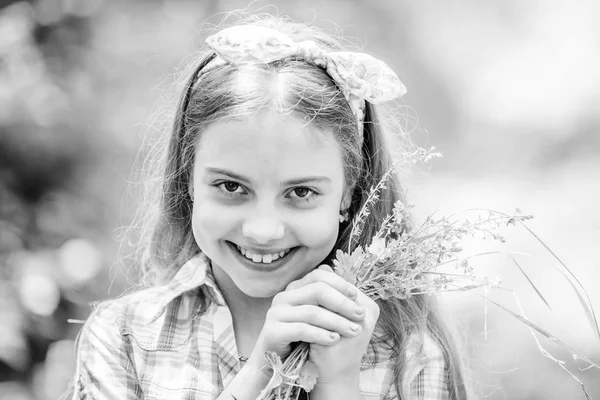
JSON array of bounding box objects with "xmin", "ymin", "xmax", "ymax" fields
[{"xmin": 71, "ymin": 253, "xmax": 449, "ymax": 399}]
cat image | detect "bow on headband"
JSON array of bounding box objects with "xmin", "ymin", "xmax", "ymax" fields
[{"xmin": 205, "ymin": 25, "xmax": 407, "ymax": 126}]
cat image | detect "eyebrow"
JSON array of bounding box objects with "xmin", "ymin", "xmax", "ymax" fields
[
  {"xmin": 205, "ymin": 167, "xmax": 331, "ymax": 186},
  {"xmin": 283, "ymin": 177, "xmax": 331, "ymax": 186},
  {"xmin": 205, "ymin": 168, "xmax": 251, "ymax": 184}
]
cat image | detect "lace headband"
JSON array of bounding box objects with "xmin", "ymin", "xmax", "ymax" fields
[{"xmin": 204, "ymin": 25, "xmax": 407, "ymax": 128}]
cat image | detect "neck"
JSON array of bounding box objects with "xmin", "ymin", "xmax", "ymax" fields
[
  {"xmin": 224, "ymin": 285, "xmax": 272, "ymax": 330},
  {"xmin": 210, "ymin": 263, "xmax": 272, "ymax": 355}
]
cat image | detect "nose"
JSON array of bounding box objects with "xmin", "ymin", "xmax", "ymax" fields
[{"xmin": 242, "ymin": 217, "xmax": 285, "ymax": 244}]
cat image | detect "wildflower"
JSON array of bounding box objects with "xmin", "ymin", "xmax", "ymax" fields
[
  {"xmin": 368, "ymin": 237, "xmax": 386, "ymax": 257},
  {"xmin": 297, "ymin": 360, "xmax": 318, "ymax": 392},
  {"xmin": 257, "ymin": 175, "xmax": 596, "ymax": 400},
  {"xmin": 264, "ymin": 351, "xmax": 284, "ymax": 388}
]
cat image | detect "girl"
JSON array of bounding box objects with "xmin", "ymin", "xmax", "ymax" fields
[{"xmin": 70, "ymin": 14, "xmax": 469, "ymax": 400}]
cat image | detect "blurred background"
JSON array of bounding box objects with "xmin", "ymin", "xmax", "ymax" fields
[{"xmin": 0, "ymin": 0, "xmax": 598, "ymax": 399}]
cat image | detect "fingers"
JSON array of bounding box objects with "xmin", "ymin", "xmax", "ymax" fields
[
  {"xmin": 279, "ymin": 322, "xmax": 342, "ymax": 345},
  {"xmin": 255, "ymin": 264, "xmax": 382, "ymax": 363},
  {"xmin": 311, "ymin": 265, "xmax": 380, "ymax": 324},
  {"xmin": 261, "ymin": 315, "xmax": 342, "ymax": 347},
  {"xmin": 274, "ymin": 281, "xmax": 366, "ymax": 323},
  {"xmin": 264, "ymin": 264, "xmax": 380, "ymax": 355},
  {"xmin": 273, "ymin": 305, "xmax": 362, "ymax": 338}
]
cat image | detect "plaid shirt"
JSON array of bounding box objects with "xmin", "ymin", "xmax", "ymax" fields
[{"xmin": 71, "ymin": 253, "xmax": 449, "ymax": 399}]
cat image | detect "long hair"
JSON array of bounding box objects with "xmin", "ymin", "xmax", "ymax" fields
[
  {"xmin": 337, "ymin": 101, "xmax": 471, "ymax": 398},
  {"xmin": 132, "ymin": 14, "xmax": 470, "ymax": 400}
]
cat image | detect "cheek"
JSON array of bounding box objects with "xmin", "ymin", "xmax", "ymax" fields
[
  {"xmin": 293, "ymin": 208, "xmax": 340, "ymax": 249},
  {"xmin": 191, "ymin": 199, "xmax": 236, "ymax": 245}
]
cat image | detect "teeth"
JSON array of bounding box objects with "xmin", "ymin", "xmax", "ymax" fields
[
  {"xmin": 236, "ymin": 245, "xmax": 246, "ymax": 256},
  {"xmin": 235, "ymin": 245, "xmax": 291, "ymax": 264}
]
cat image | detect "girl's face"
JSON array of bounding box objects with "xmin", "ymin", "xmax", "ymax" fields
[{"xmin": 190, "ymin": 111, "xmax": 348, "ymax": 299}]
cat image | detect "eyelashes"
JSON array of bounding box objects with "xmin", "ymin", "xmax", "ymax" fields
[
  {"xmin": 217, "ymin": 181, "xmax": 245, "ymax": 195},
  {"xmin": 212, "ymin": 181, "xmax": 319, "ymax": 203},
  {"xmin": 289, "ymin": 187, "xmax": 315, "ymax": 200}
]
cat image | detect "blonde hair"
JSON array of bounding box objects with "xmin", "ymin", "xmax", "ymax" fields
[{"xmin": 131, "ymin": 14, "xmax": 471, "ymax": 399}]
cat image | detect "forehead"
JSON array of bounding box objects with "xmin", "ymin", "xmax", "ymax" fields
[{"xmin": 194, "ymin": 112, "xmax": 345, "ymax": 181}]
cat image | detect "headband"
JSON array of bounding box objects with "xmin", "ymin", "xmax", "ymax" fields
[{"xmin": 204, "ymin": 25, "xmax": 407, "ymax": 128}]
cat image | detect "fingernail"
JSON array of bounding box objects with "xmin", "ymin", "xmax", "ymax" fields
[
  {"xmin": 355, "ymin": 306, "xmax": 365, "ymax": 315},
  {"xmin": 330, "ymin": 332, "xmax": 339, "ymax": 340},
  {"xmin": 347, "ymin": 286, "xmax": 357, "ymax": 298},
  {"xmin": 350, "ymin": 323, "xmax": 361, "ymax": 333}
]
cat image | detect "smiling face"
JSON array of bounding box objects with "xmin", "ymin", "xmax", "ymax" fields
[{"xmin": 190, "ymin": 111, "xmax": 348, "ymax": 299}]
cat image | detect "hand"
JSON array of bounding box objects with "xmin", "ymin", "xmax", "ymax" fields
[
  {"xmin": 293, "ymin": 266, "xmax": 380, "ymax": 386},
  {"xmin": 247, "ymin": 265, "xmax": 379, "ymax": 387}
]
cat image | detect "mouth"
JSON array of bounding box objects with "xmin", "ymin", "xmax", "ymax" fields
[{"xmin": 226, "ymin": 241, "xmax": 299, "ymax": 269}]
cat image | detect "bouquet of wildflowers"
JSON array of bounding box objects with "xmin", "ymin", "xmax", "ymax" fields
[{"xmin": 256, "ymin": 166, "xmax": 599, "ymax": 400}]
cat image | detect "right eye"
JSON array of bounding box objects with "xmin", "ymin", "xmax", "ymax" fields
[
  {"xmin": 214, "ymin": 181, "xmax": 247, "ymax": 196},
  {"xmin": 222, "ymin": 182, "xmax": 241, "ymax": 192}
]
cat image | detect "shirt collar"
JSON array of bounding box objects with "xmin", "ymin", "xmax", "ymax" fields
[{"xmin": 147, "ymin": 253, "xmax": 226, "ymax": 323}]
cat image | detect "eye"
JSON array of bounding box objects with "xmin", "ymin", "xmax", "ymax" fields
[
  {"xmin": 288, "ymin": 186, "xmax": 317, "ymax": 202},
  {"xmin": 222, "ymin": 182, "xmax": 241, "ymax": 193},
  {"xmin": 214, "ymin": 181, "xmax": 247, "ymax": 197},
  {"xmin": 293, "ymin": 187, "xmax": 311, "ymax": 198}
]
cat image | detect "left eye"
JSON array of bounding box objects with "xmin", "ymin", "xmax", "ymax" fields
[{"xmin": 289, "ymin": 187, "xmax": 314, "ymax": 199}]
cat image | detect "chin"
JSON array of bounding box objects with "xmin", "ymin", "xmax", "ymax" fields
[
  {"xmin": 233, "ymin": 266, "xmax": 316, "ymax": 299},
  {"xmin": 235, "ymin": 277, "xmax": 288, "ymax": 298},
  {"xmin": 240, "ymin": 286, "xmax": 281, "ymax": 299}
]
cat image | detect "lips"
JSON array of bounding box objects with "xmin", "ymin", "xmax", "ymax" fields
[
  {"xmin": 226, "ymin": 241, "xmax": 297, "ymax": 267},
  {"xmin": 236, "ymin": 245, "xmax": 291, "ymax": 264}
]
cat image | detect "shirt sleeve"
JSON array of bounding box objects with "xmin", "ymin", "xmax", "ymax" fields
[
  {"xmin": 71, "ymin": 302, "xmax": 144, "ymax": 400},
  {"xmin": 406, "ymin": 334, "xmax": 450, "ymax": 400}
]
